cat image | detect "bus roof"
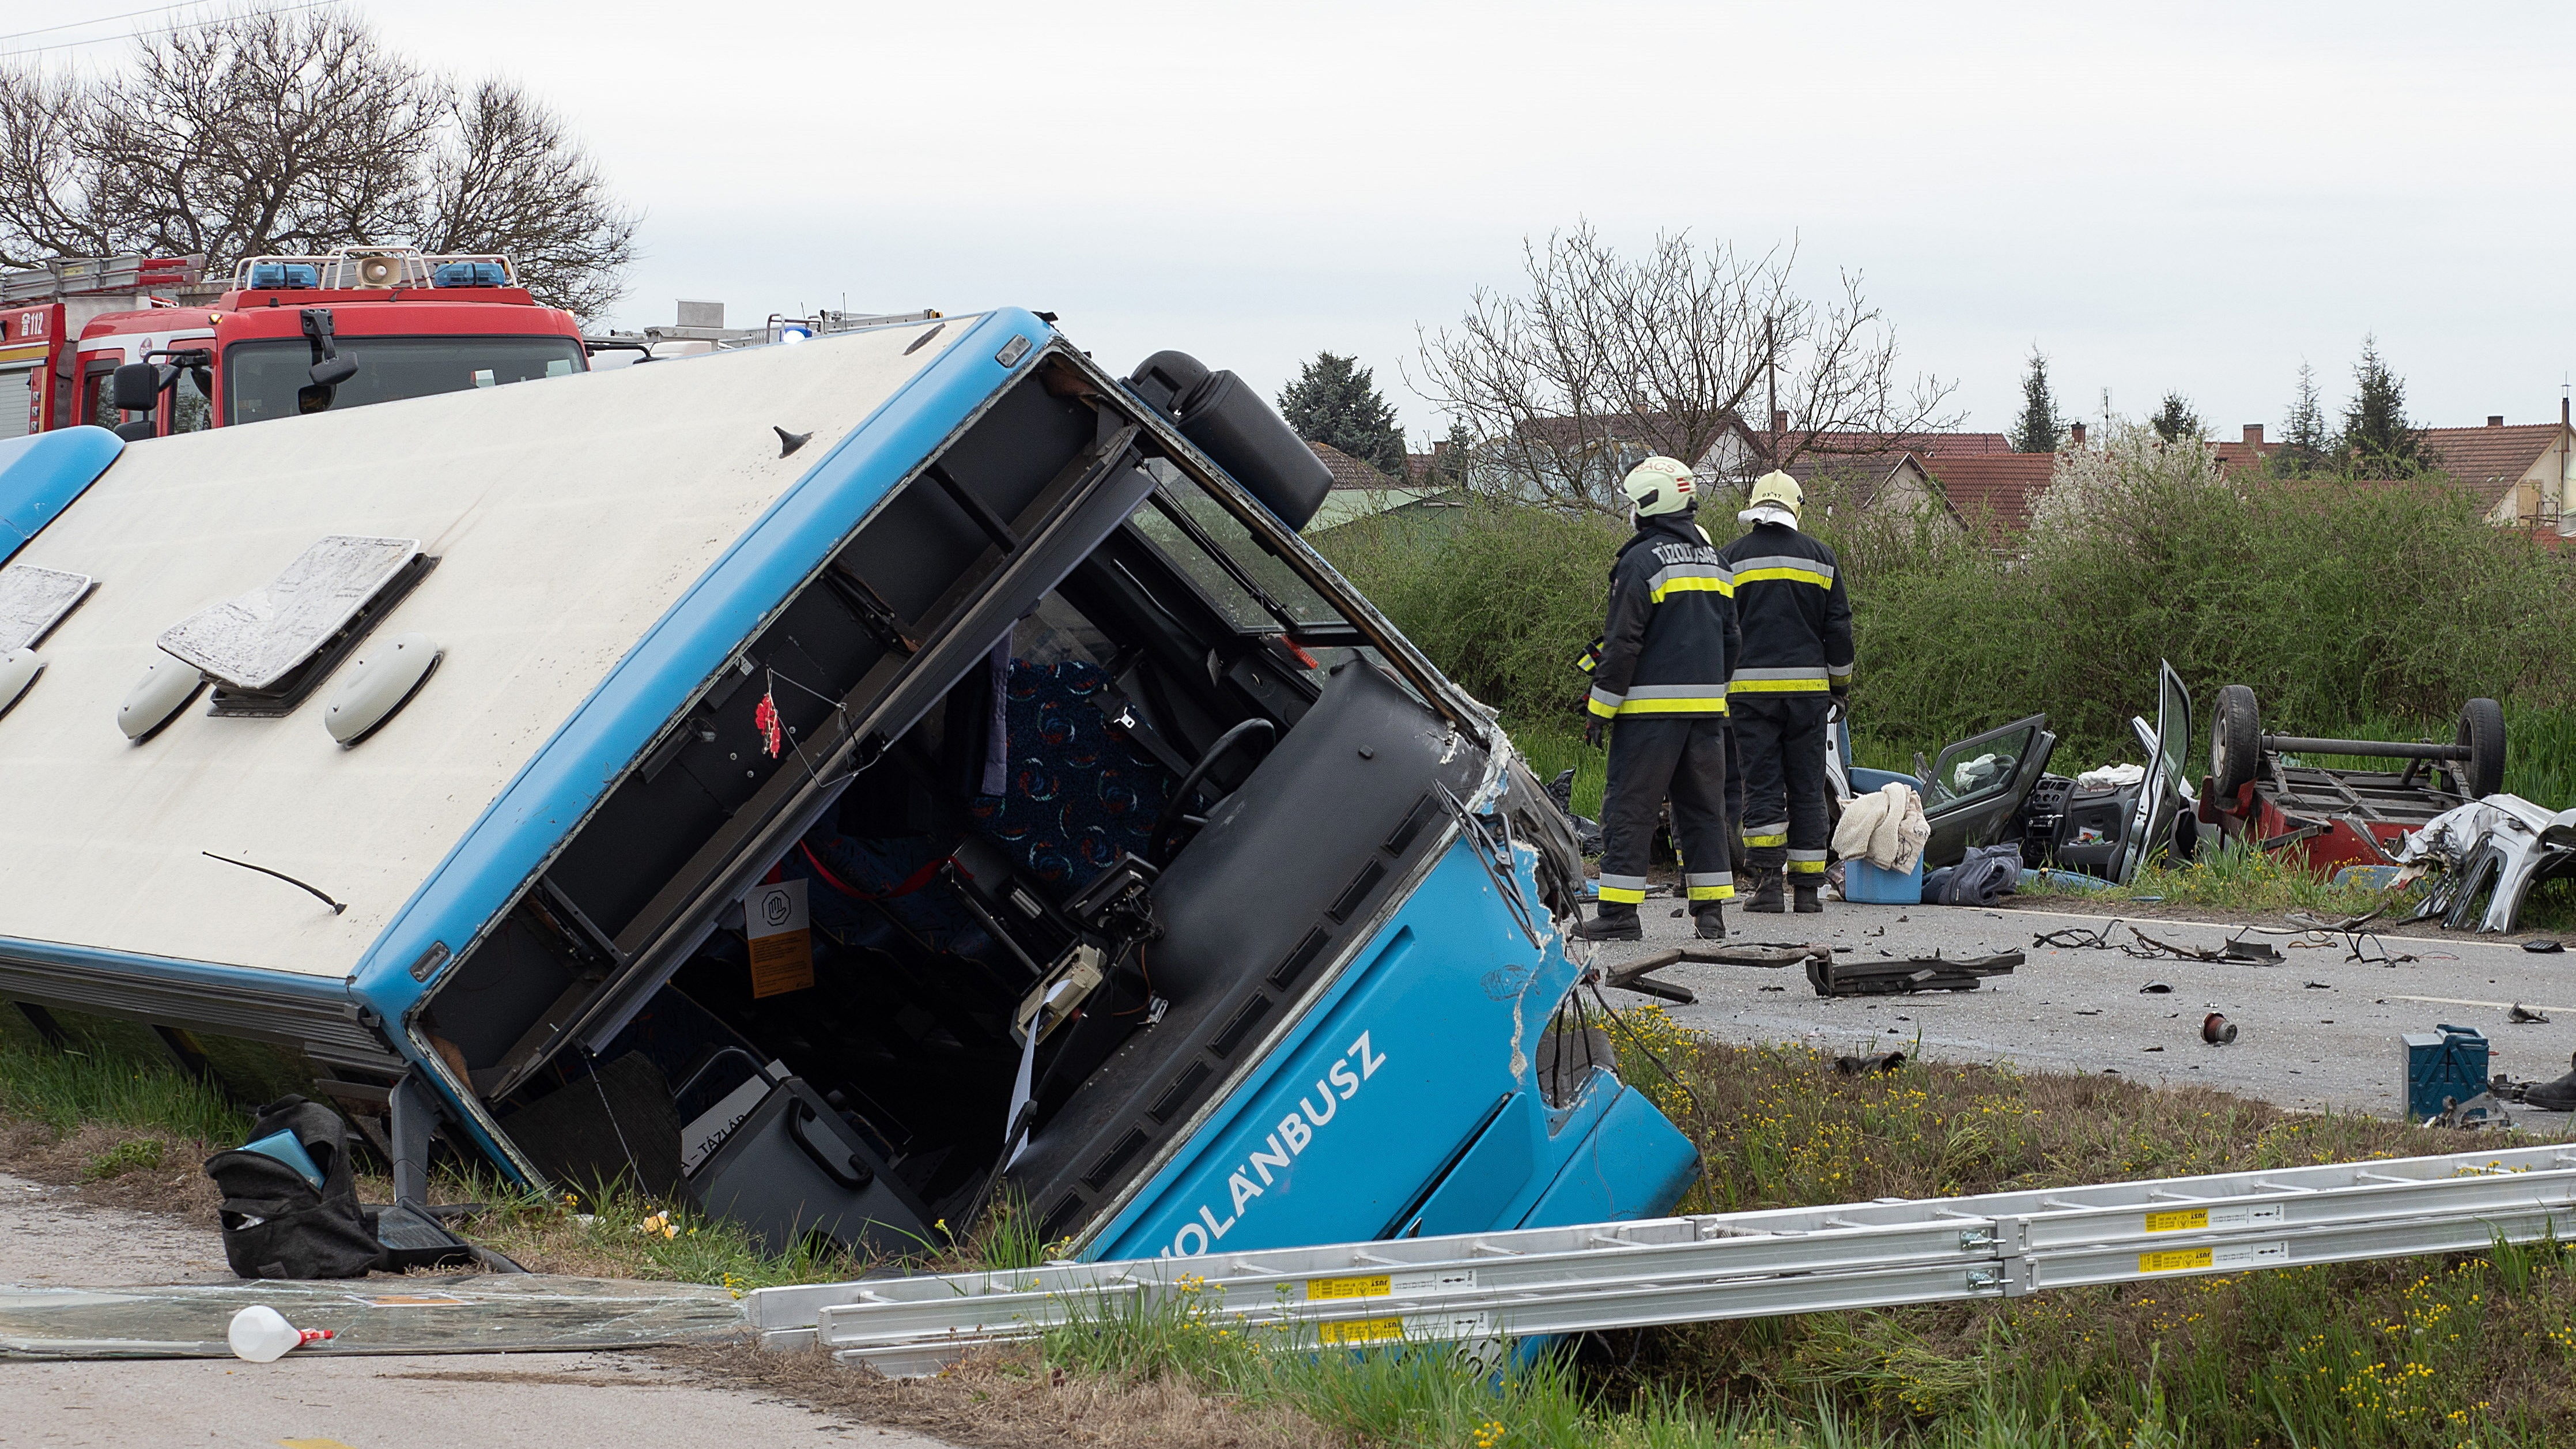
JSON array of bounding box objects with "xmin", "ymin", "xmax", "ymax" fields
[{"xmin": 0, "ymin": 314, "xmax": 1009, "ymax": 982}]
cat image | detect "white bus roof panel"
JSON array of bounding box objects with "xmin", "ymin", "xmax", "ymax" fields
[{"xmin": 0, "ymin": 324, "xmax": 957, "ymax": 978}]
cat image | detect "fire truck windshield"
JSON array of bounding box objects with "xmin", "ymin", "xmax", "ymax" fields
[{"xmin": 224, "ymin": 335, "xmax": 586, "ymax": 424}]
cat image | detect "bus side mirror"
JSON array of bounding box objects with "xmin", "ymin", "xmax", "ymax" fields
[{"xmin": 113, "ymin": 361, "xmax": 164, "ymax": 413}]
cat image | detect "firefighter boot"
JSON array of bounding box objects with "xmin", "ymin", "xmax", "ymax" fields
[
  {"xmin": 1570, "ymin": 902, "xmax": 1642, "ymax": 942},
  {"xmin": 2528, "ymin": 1052, "xmax": 2576, "ymax": 1113},
  {"xmin": 1693, "ymin": 901, "xmax": 1727, "ymax": 941},
  {"xmin": 1793, "ymin": 878, "xmax": 1823, "ymax": 914},
  {"xmin": 1745, "ymin": 872, "xmax": 1785, "ymax": 914}
]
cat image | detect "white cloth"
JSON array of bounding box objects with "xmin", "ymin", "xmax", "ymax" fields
[
  {"xmin": 1833, "ymin": 781, "xmax": 1931, "ymax": 873},
  {"xmin": 2075, "ymin": 763, "xmax": 2145, "ymax": 790},
  {"xmin": 1736, "ymin": 503, "xmax": 1799, "ymax": 530}
]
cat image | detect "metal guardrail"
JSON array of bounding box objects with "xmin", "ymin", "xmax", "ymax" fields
[{"xmin": 746, "ymin": 1144, "xmax": 2576, "ymax": 1375}]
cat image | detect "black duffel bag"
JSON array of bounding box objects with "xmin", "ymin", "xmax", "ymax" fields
[{"xmin": 203, "ymin": 1095, "xmax": 386, "ymax": 1280}]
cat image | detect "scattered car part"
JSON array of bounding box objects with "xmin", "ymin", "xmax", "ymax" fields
[
  {"xmin": 2201, "ymin": 1012, "xmax": 2237, "ymax": 1044},
  {"xmin": 2139, "ymin": 981, "xmax": 2171, "ymax": 994},
  {"xmin": 2124, "ymin": 927, "xmax": 2281, "ymax": 965},
  {"xmin": 1806, "ymin": 950, "xmax": 2019, "ymax": 998},
  {"xmin": 2528, "ymin": 939, "xmax": 2566, "ymax": 954},
  {"xmin": 2398, "ymin": 794, "xmax": 2576, "ymax": 934},
  {"xmin": 2033, "ymin": 919, "xmax": 2124, "ymax": 950},
  {"xmin": 2203, "ymin": 686, "xmax": 2505, "ymax": 873},
  {"xmin": 2510, "ymin": 1003, "xmax": 2552, "ymax": 1024}
]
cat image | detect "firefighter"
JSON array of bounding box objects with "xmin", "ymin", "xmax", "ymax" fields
[
  {"xmin": 1572, "ymin": 456, "xmax": 1738, "ymax": 942},
  {"xmin": 1717, "ymin": 470, "xmax": 1853, "ymax": 914}
]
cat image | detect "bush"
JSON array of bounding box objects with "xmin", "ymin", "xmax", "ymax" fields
[
  {"xmin": 1322, "ymin": 437, "xmax": 2576, "ymax": 798},
  {"xmin": 1316, "ymin": 502, "xmax": 1624, "ymax": 727}
]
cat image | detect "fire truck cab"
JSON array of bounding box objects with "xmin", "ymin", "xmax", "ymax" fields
[{"xmin": 3, "ymin": 247, "xmax": 586, "ymax": 442}]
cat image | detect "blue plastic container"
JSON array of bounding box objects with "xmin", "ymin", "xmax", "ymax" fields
[
  {"xmin": 2400, "ymin": 1024, "xmax": 2492, "ymax": 1122},
  {"xmin": 1844, "ymin": 857, "xmax": 1924, "ymax": 904}
]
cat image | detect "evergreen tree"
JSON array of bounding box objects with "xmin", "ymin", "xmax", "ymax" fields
[
  {"xmin": 2148, "ymin": 391, "xmax": 2203, "ymax": 443},
  {"xmin": 1277, "ymin": 352, "xmax": 1408, "ymax": 476},
  {"xmin": 2269, "ymin": 362, "xmax": 2330, "ymax": 477},
  {"xmin": 2011, "ymin": 347, "xmax": 2063, "ymax": 452},
  {"xmin": 2338, "ymin": 336, "xmax": 2434, "ymax": 477}
]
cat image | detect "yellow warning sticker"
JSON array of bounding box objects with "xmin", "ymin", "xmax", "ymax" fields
[
  {"xmin": 2143, "ymin": 1209, "xmax": 2209, "ymax": 1233},
  {"xmin": 1306, "ymin": 1274, "xmax": 1393, "ymax": 1301},
  {"xmin": 2140, "ymin": 1247, "xmax": 2216, "ymax": 1273},
  {"xmin": 1317, "ymin": 1316, "xmax": 1407, "ymax": 1345}
]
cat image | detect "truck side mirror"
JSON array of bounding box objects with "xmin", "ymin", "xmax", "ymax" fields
[
  {"xmin": 308, "ymin": 354, "xmax": 358, "ymax": 388},
  {"xmin": 113, "ymin": 361, "xmax": 163, "ymax": 413}
]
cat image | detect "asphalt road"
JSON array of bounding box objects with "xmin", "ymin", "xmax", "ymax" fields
[
  {"xmin": 1587, "ymin": 896, "xmax": 2576, "ymax": 1123},
  {"xmin": 0, "ymin": 1171, "xmax": 953, "ymax": 1449}
]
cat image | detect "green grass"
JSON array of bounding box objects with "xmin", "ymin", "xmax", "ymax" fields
[
  {"xmin": 1015, "ymin": 1018, "xmax": 2576, "ymax": 1448},
  {"xmin": 0, "ymin": 1006, "xmax": 250, "ymax": 1145}
]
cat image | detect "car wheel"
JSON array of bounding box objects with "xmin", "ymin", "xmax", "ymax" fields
[
  {"xmin": 2209, "ymin": 684, "xmax": 2261, "ymax": 801},
  {"xmin": 2457, "ymin": 697, "xmax": 2506, "ymax": 799}
]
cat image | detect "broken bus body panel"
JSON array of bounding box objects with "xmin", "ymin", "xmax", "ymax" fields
[{"xmin": 0, "ymin": 309, "xmax": 1697, "ymax": 1259}]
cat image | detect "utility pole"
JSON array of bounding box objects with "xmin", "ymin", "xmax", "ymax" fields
[{"xmin": 1764, "ymin": 314, "xmax": 1778, "ymax": 470}]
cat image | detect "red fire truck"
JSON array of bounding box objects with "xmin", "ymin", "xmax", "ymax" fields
[{"xmin": 2, "ymin": 247, "xmax": 587, "ymax": 442}]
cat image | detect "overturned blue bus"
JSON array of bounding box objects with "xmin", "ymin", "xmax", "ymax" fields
[{"xmin": 0, "ymin": 309, "xmax": 1696, "ymax": 1262}]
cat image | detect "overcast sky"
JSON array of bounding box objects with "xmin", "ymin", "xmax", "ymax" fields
[{"xmin": 27, "ymin": 1, "xmax": 2576, "ymax": 441}]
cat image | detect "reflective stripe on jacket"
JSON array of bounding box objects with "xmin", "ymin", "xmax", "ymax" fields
[
  {"xmin": 1716, "ymin": 522, "xmax": 1852, "ymax": 695},
  {"xmin": 1585, "ymin": 512, "xmax": 1738, "ymax": 719}
]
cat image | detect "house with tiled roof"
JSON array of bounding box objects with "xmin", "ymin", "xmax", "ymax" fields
[
  {"xmin": 1304, "ymin": 440, "xmax": 1464, "ymax": 534},
  {"xmin": 2211, "ymin": 410, "xmax": 2576, "ymax": 529},
  {"xmin": 1924, "ymin": 450, "xmax": 2061, "ymax": 544},
  {"xmin": 2418, "ymin": 412, "xmax": 2575, "ymax": 527},
  {"xmin": 1778, "ymin": 451, "xmax": 1964, "ymax": 533}
]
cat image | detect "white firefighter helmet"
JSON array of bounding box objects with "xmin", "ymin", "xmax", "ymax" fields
[
  {"xmin": 1748, "ymin": 470, "xmax": 1803, "ymax": 517},
  {"xmin": 1621, "ymin": 456, "xmax": 1698, "ymax": 517}
]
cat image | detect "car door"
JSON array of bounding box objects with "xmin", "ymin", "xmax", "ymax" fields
[
  {"xmin": 2110, "ymin": 661, "xmax": 2192, "ymax": 884},
  {"xmin": 1918, "ymin": 714, "xmax": 2058, "ymax": 867}
]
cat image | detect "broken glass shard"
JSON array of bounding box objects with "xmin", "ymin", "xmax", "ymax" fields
[
  {"xmin": 158, "ymin": 536, "xmax": 422, "ymax": 692},
  {"xmin": 0, "ymin": 564, "xmax": 95, "ymax": 654}
]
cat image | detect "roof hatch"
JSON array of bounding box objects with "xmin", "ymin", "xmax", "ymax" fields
[
  {"xmin": 158, "ymin": 535, "xmax": 433, "ymax": 713},
  {"xmin": 0, "ymin": 564, "xmax": 95, "ymax": 654}
]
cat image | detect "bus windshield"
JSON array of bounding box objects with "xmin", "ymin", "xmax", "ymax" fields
[{"xmin": 224, "ymin": 335, "xmax": 586, "ymax": 424}]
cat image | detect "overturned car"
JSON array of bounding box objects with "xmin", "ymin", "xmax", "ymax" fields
[{"xmin": 0, "ymin": 311, "xmax": 1697, "ymax": 1260}]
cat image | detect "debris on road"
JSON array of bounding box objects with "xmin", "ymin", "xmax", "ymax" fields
[
  {"xmin": 1831, "ymin": 1051, "xmax": 1906, "ymax": 1076},
  {"xmin": 2125, "ymin": 927, "xmax": 2282, "ymax": 965},
  {"xmin": 2202, "ymin": 1013, "xmax": 2238, "ymax": 1044},
  {"xmin": 2034, "ymin": 920, "xmax": 2125, "ymax": 950},
  {"xmin": 2509, "ymin": 1003, "xmax": 2552, "ymax": 1024},
  {"xmin": 2139, "ymin": 981, "xmax": 2172, "ymax": 994},
  {"xmin": 225, "ymin": 1304, "xmax": 331, "ymax": 1363},
  {"xmin": 2400, "ymin": 794, "xmax": 2576, "ymax": 933},
  {"xmin": 1806, "ymin": 950, "xmax": 2020, "ymax": 998}
]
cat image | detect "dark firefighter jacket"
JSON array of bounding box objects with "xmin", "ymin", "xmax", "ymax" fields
[
  {"xmin": 1714, "ymin": 521, "xmax": 1853, "ymax": 696},
  {"xmin": 1583, "ymin": 512, "xmax": 1738, "ymax": 720}
]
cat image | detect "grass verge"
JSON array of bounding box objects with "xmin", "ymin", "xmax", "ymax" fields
[{"xmin": 15, "ymin": 996, "xmax": 2576, "ymax": 1446}]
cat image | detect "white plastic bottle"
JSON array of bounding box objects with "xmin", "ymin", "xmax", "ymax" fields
[{"xmin": 226, "ymin": 1304, "xmax": 333, "ymax": 1363}]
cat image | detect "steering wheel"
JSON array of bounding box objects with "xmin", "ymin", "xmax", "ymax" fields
[{"xmin": 1147, "ymin": 718, "xmax": 1277, "ymax": 866}]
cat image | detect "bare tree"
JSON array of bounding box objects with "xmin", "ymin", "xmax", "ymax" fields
[
  {"xmin": 1412, "ymin": 224, "xmax": 1957, "ymax": 516},
  {"xmin": 416, "ymin": 81, "xmax": 639, "ymax": 321},
  {"xmin": 0, "ymin": 8, "xmax": 636, "ymax": 319}
]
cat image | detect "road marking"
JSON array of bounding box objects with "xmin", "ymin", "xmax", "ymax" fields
[
  {"xmin": 2388, "ymin": 995, "xmax": 2576, "ymax": 1014},
  {"xmin": 279, "ymin": 1440, "xmax": 360, "ymax": 1448}
]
